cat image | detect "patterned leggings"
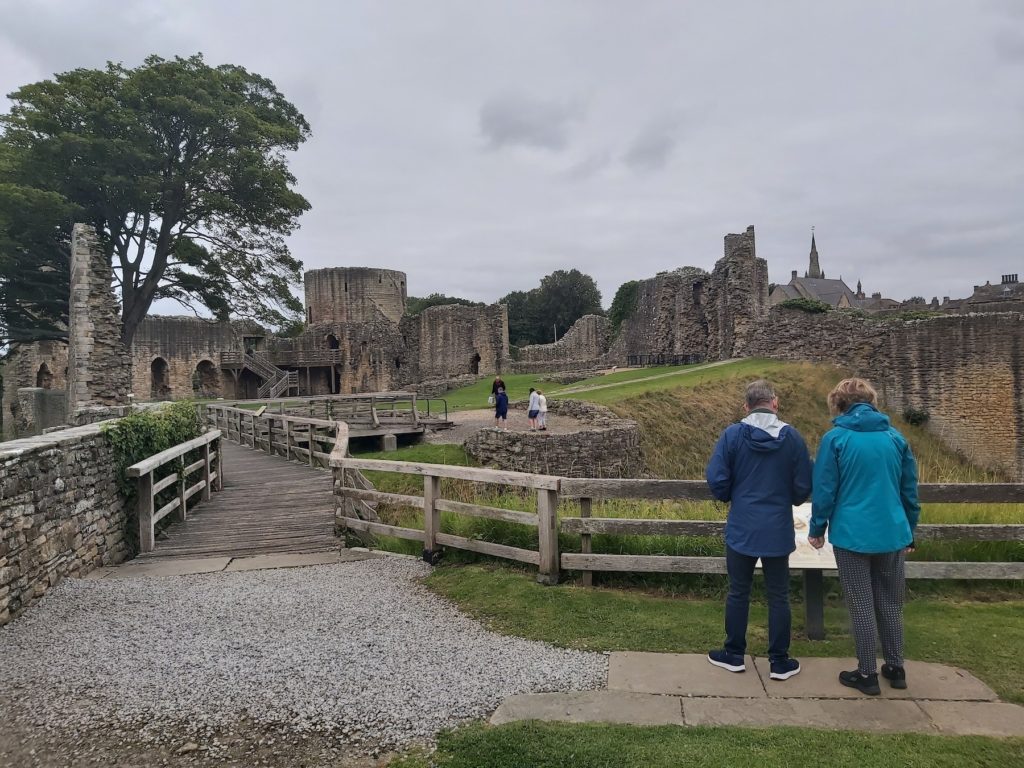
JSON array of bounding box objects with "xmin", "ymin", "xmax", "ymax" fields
[{"xmin": 834, "ymin": 547, "xmax": 906, "ymax": 675}]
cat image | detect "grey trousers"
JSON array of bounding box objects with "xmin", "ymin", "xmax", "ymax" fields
[{"xmin": 834, "ymin": 547, "xmax": 906, "ymax": 675}]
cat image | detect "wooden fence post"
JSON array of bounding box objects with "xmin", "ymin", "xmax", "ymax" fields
[
  {"xmin": 138, "ymin": 472, "xmax": 155, "ymax": 553},
  {"xmin": 579, "ymin": 497, "xmax": 593, "ymax": 587},
  {"xmin": 536, "ymin": 488, "xmax": 560, "ymax": 585},
  {"xmin": 216, "ymin": 437, "xmax": 224, "ymax": 490},
  {"xmin": 202, "ymin": 442, "xmax": 212, "ymax": 501},
  {"xmin": 176, "ymin": 466, "xmax": 188, "ymax": 523},
  {"xmin": 423, "ymin": 474, "xmax": 441, "ymax": 563},
  {"xmin": 284, "ymin": 418, "xmax": 292, "ymax": 461},
  {"xmin": 308, "ymin": 420, "xmax": 316, "ymax": 467}
]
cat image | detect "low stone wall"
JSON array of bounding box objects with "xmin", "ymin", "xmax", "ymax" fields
[
  {"xmin": 511, "ymin": 358, "xmax": 607, "ymax": 374},
  {"xmin": 0, "ymin": 422, "xmax": 132, "ymax": 627},
  {"xmin": 410, "ymin": 373, "xmax": 482, "ymax": 399},
  {"xmin": 463, "ymin": 400, "xmax": 642, "ymax": 478}
]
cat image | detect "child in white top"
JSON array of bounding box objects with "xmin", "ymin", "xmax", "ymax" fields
[{"xmin": 537, "ymin": 390, "xmax": 548, "ymax": 431}]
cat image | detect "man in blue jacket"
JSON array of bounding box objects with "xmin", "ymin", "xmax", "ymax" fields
[{"xmin": 705, "ymin": 380, "xmax": 813, "ymax": 680}]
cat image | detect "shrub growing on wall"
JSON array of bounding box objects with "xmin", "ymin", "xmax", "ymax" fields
[
  {"xmin": 779, "ymin": 298, "xmax": 832, "ymax": 314},
  {"xmin": 102, "ymin": 401, "xmax": 204, "ymax": 502}
]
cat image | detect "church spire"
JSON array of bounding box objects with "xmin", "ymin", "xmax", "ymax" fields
[{"xmin": 806, "ymin": 227, "xmax": 823, "ymax": 279}]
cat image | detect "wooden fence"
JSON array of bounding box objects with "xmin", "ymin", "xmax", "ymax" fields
[
  {"xmin": 127, "ymin": 429, "xmax": 222, "ymax": 552},
  {"xmin": 207, "ymin": 404, "xmax": 341, "ymax": 468}
]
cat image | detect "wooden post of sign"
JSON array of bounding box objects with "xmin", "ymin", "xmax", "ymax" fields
[
  {"xmin": 804, "ymin": 569, "xmax": 826, "ymax": 641},
  {"xmin": 536, "ymin": 488, "xmax": 560, "ymax": 585}
]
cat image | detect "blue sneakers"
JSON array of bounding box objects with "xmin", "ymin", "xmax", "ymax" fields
[
  {"xmin": 769, "ymin": 657, "xmax": 802, "ymax": 680},
  {"xmin": 707, "ymin": 649, "xmax": 746, "ymax": 672}
]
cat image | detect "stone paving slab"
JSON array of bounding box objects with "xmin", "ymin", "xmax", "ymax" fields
[
  {"xmin": 683, "ymin": 697, "xmax": 934, "ymax": 733},
  {"xmin": 919, "ymin": 701, "xmax": 1024, "ymax": 738},
  {"xmin": 752, "ymin": 657, "xmax": 998, "ymax": 701},
  {"xmin": 608, "ymin": 652, "xmax": 766, "ymax": 698},
  {"xmin": 491, "ymin": 691, "xmax": 683, "ymax": 726},
  {"xmin": 99, "ymin": 557, "xmax": 233, "ymax": 579},
  {"xmin": 224, "ymin": 550, "xmax": 378, "ymax": 572}
]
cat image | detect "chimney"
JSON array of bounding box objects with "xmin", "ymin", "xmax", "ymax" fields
[
  {"xmin": 943, "ymin": 296, "xmax": 950, "ymax": 304},
  {"xmin": 872, "ymin": 292, "xmax": 881, "ymax": 299},
  {"xmin": 1002, "ymin": 274, "xmax": 1019, "ymax": 284},
  {"xmin": 791, "ymin": 270, "xmax": 797, "ymax": 280}
]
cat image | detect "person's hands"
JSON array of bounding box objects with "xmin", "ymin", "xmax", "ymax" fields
[
  {"xmin": 904, "ymin": 540, "xmax": 916, "ymax": 555},
  {"xmin": 808, "ymin": 536, "xmax": 825, "ymax": 549}
]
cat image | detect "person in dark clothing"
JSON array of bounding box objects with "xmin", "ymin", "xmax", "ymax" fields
[
  {"xmin": 491, "ymin": 376, "xmax": 506, "ymax": 397},
  {"xmin": 494, "ymin": 387, "xmax": 509, "ymax": 429},
  {"xmin": 705, "ymin": 379, "xmax": 813, "ymax": 681}
]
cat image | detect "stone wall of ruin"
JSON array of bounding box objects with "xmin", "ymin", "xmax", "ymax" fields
[
  {"xmin": 65, "ymin": 224, "xmax": 132, "ymax": 416},
  {"xmin": 3, "ymin": 340, "xmax": 68, "ymax": 438},
  {"xmin": 747, "ymin": 308, "xmax": 1024, "ymax": 479},
  {"xmin": 463, "ymin": 399, "xmax": 642, "ymax": 478},
  {"xmin": 304, "ymin": 267, "xmax": 407, "ymax": 326},
  {"xmin": 0, "ymin": 423, "xmax": 132, "ymax": 627},
  {"xmin": 404, "ymin": 304, "xmax": 509, "ymax": 382},
  {"xmin": 705, "ymin": 225, "xmax": 769, "ymax": 360},
  {"xmin": 607, "ymin": 267, "xmax": 711, "ymax": 363},
  {"xmin": 517, "ymin": 315, "xmax": 611, "ymax": 367},
  {"xmin": 130, "ymin": 317, "xmax": 251, "ymax": 401}
]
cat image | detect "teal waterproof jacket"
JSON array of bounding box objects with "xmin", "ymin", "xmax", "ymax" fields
[{"xmin": 810, "ymin": 403, "xmax": 920, "ymax": 553}]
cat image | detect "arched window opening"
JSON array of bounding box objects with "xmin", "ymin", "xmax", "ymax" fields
[
  {"xmin": 394, "ymin": 358, "xmax": 402, "ymax": 369},
  {"xmin": 36, "ymin": 363, "xmax": 54, "ymax": 389},
  {"xmin": 326, "ymin": 334, "xmax": 340, "ymax": 350},
  {"xmin": 150, "ymin": 357, "xmax": 171, "ymax": 400},
  {"xmin": 193, "ymin": 360, "xmax": 220, "ymax": 398},
  {"xmin": 470, "ymin": 352, "xmax": 481, "ymax": 375}
]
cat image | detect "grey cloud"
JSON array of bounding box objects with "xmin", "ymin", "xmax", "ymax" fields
[
  {"xmin": 479, "ymin": 93, "xmax": 583, "ymax": 152},
  {"xmin": 562, "ymin": 150, "xmax": 612, "ymax": 181},
  {"xmin": 622, "ymin": 119, "xmax": 679, "ymax": 172}
]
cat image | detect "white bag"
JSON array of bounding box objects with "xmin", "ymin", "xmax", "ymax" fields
[{"xmin": 487, "ymin": 395, "xmax": 495, "ymax": 406}]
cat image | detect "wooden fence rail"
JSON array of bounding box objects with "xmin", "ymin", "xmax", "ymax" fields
[{"xmin": 126, "ymin": 429, "xmax": 222, "ymax": 553}]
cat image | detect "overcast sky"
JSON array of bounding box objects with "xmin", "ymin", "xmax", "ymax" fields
[{"xmin": 1, "ymin": 0, "xmax": 1022, "ymax": 313}]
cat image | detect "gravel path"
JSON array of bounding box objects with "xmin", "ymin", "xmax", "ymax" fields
[{"xmin": 0, "ymin": 557, "xmax": 606, "ymax": 756}]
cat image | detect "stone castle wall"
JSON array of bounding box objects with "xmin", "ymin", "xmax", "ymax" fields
[
  {"xmin": 705, "ymin": 225, "xmax": 769, "ymax": 359},
  {"xmin": 746, "ymin": 308, "xmax": 1024, "ymax": 478},
  {"xmin": 607, "ymin": 268, "xmax": 711, "ymax": 363},
  {"xmin": 131, "ymin": 317, "xmax": 251, "ymax": 400},
  {"xmin": 304, "ymin": 267, "xmax": 407, "ymax": 326},
  {"xmin": 463, "ymin": 399, "xmax": 643, "ymax": 478},
  {"xmin": 518, "ymin": 315, "xmax": 611, "ymax": 366},
  {"xmin": 405, "ymin": 304, "xmax": 509, "ymax": 381},
  {"xmin": 0, "ymin": 422, "xmax": 132, "ymax": 627},
  {"xmin": 3, "ymin": 340, "xmax": 68, "ymax": 438},
  {"xmin": 65, "ymin": 224, "xmax": 132, "ymax": 416}
]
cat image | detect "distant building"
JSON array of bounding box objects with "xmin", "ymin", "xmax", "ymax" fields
[{"xmin": 769, "ymin": 233, "xmax": 863, "ymax": 309}]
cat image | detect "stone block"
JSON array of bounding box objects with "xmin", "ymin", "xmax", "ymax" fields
[
  {"xmin": 491, "ymin": 691, "xmax": 683, "ymax": 727},
  {"xmin": 608, "ymin": 652, "xmax": 766, "ymax": 698}
]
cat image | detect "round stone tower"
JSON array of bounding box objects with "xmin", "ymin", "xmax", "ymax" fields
[{"xmin": 304, "ymin": 267, "xmax": 407, "ymax": 325}]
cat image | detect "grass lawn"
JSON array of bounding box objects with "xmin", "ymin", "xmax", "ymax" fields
[
  {"xmin": 392, "ymin": 722, "xmax": 1024, "ymax": 768},
  {"xmin": 425, "ymin": 564, "xmax": 1024, "ymax": 705}
]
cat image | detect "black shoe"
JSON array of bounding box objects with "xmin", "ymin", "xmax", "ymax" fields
[
  {"xmin": 882, "ymin": 663, "xmax": 907, "ymax": 689},
  {"xmin": 839, "ymin": 670, "xmax": 881, "ymax": 696}
]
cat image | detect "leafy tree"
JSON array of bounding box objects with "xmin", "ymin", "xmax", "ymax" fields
[
  {"xmin": 0, "ymin": 140, "xmax": 76, "ymax": 345},
  {"xmin": 608, "ymin": 280, "xmax": 640, "ymax": 333},
  {"xmin": 0, "ymin": 54, "xmax": 311, "ymax": 345},
  {"xmin": 778, "ymin": 297, "xmax": 831, "ymax": 314},
  {"xmin": 406, "ymin": 293, "xmax": 484, "ymax": 315},
  {"xmin": 500, "ymin": 270, "xmax": 603, "ymax": 345}
]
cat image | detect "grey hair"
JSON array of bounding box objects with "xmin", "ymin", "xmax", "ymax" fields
[{"xmin": 745, "ymin": 379, "xmax": 776, "ymax": 409}]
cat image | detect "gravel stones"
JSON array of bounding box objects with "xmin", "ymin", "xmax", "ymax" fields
[{"xmin": 0, "ymin": 557, "xmax": 607, "ymax": 751}]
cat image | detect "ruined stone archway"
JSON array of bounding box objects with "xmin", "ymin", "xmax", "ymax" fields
[
  {"xmin": 150, "ymin": 357, "xmax": 171, "ymax": 400},
  {"xmin": 326, "ymin": 334, "xmax": 340, "ymax": 350},
  {"xmin": 36, "ymin": 364, "xmax": 54, "ymax": 389},
  {"xmin": 470, "ymin": 352, "xmax": 481, "ymax": 375},
  {"xmin": 194, "ymin": 359, "xmax": 220, "ymax": 398}
]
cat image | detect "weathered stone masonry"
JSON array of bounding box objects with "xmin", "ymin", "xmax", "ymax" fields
[
  {"xmin": 463, "ymin": 400, "xmax": 643, "ymax": 478},
  {"xmin": 0, "ymin": 423, "xmax": 132, "ymax": 627},
  {"xmin": 746, "ymin": 308, "xmax": 1024, "ymax": 479}
]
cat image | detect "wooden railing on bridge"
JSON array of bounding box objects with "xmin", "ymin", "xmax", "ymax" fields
[
  {"xmin": 329, "ymin": 429, "xmax": 1024, "ymax": 638},
  {"xmin": 207, "ymin": 403, "xmax": 342, "ymax": 468},
  {"xmin": 127, "ymin": 429, "xmax": 222, "ymax": 553}
]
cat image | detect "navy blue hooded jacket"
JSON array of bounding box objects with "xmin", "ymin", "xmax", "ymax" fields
[{"xmin": 706, "ymin": 411, "xmax": 813, "ymax": 558}]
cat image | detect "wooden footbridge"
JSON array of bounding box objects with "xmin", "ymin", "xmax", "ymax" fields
[{"xmin": 131, "ymin": 392, "xmax": 449, "ymax": 561}]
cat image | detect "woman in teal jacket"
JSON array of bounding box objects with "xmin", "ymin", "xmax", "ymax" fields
[{"xmin": 809, "ymin": 378, "xmax": 920, "ymax": 696}]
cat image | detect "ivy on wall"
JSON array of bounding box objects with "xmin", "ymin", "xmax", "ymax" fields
[{"xmin": 778, "ymin": 298, "xmax": 832, "ymax": 314}]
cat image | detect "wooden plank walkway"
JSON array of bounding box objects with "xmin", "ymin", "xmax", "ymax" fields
[{"xmin": 137, "ymin": 440, "xmax": 337, "ymax": 560}]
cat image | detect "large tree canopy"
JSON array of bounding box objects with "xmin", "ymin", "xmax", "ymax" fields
[
  {"xmin": 500, "ymin": 269, "xmax": 603, "ymax": 347},
  {"xmin": 0, "ymin": 53, "xmax": 311, "ymax": 345}
]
